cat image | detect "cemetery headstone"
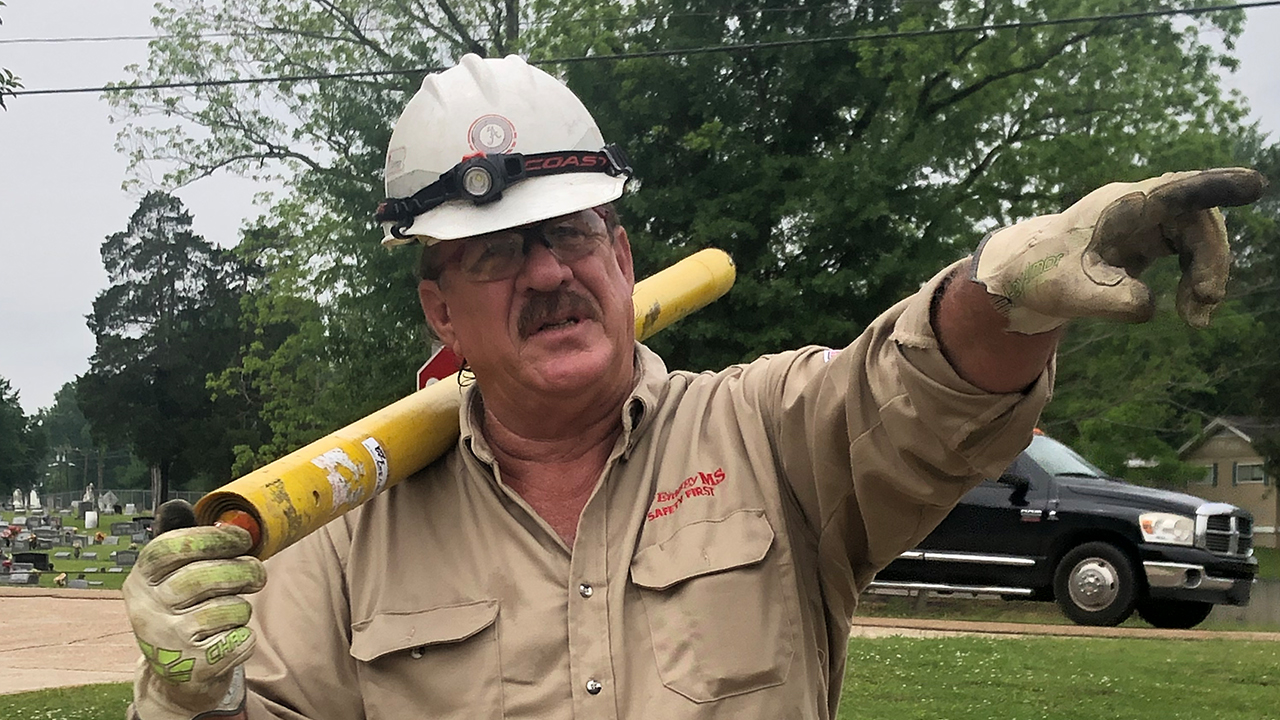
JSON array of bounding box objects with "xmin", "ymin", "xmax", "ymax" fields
[
  {"xmin": 81, "ymin": 552, "xmax": 98, "ymax": 560},
  {"xmin": 8, "ymin": 573, "xmax": 32, "ymax": 585},
  {"xmin": 131, "ymin": 533, "xmax": 148, "ymax": 545},
  {"xmin": 111, "ymin": 522, "xmax": 137, "ymax": 537},
  {"xmin": 83, "ymin": 567, "xmax": 99, "ymax": 573},
  {"xmin": 124, "ymin": 503, "xmax": 137, "ymax": 515},
  {"xmin": 35, "ymin": 539, "xmax": 53, "ymax": 550},
  {"xmin": 67, "ymin": 579, "xmax": 89, "ymax": 589},
  {"xmin": 107, "ymin": 567, "xmax": 124, "ymax": 574},
  {"xmin": 103, "ymin": 536, "xmax": 120, "ymax": 546},
  {"xmin": 115, "ymin": 550, "xmax": 139, "ymax": 566},
  {"xmin": 54, "ymin": 551, "xmax": 71, "ymax": 559},
  {"xmin": 11, "ymin": 562, "xmax": 34, "ymax": 572},
  {"xmin": 87, "ymin": 580, "xmax": 104, "ymax": 587}
]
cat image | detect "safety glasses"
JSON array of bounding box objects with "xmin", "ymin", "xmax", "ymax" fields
[{"xmin": 435, "ymin": 209, "xmax": 611, "ymax": 282}]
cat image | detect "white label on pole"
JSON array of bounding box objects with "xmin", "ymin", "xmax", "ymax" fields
[{"xmin": 362, "ymin": 437, "xmax": 391, "ymax": 495}]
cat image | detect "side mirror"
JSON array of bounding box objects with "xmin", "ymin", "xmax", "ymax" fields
[
  {"xmin": 997, "ymin": 472, "xmax": 1031, "ymax": 506},
  {"xmin": 996, "ymin": 472, "xmax": 1030, "ymax": 491}
]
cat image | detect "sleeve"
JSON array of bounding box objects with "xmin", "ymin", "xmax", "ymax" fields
[
  {"xmin": 240, "ymin": 519, "xmax": 365, "ymax": 720},
  {"xmin": 764, "ymin": 258, "xmax": 1053, "ymax": 606}
]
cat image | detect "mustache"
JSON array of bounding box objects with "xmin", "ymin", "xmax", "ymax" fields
[{"xmin": 517, "ymin": 290, "xmax": 602, "ymax": 338}]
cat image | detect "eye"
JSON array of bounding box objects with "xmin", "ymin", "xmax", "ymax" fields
[{"xmin": 460, "ymin": 234, "xmax": 522, "ymax": 276}]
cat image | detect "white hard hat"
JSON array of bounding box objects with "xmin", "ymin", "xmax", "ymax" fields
[{"xmin": 377, "ymin": 54, "xmax": 632, "ymax": 246}]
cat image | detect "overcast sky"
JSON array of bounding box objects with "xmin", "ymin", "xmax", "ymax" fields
[{"xmin": 1, "ymin": 2, "xmax": 1278, "ymax": 415}]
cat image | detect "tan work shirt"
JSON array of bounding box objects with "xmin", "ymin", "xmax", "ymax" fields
[{"xmin": 242, "ymin": 261, "xmax": 1051, "ymax": 720}]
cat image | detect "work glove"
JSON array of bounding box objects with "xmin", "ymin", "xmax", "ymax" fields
[
  {"xmin": 123, "ymin": 501, "xmax": 266, "ymax": 720},
  {"xmin": 972, "ymin": 167, "xmax": 1267, "ymax": 334}
]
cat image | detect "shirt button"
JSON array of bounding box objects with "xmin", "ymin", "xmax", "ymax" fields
[
  {"xmin": 578, "ymin": 583, "xmax": 594, "ymax": 598},
  {"xmin": 586, "ymin": 679, "xmax": 603, "ymax": 695}
]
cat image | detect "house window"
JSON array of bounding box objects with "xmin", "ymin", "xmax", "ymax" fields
[
  {"xmin": 1233, "ymin": 462, "xmax": 1266, "ymax": 485},
  {"xmin": 1192, "ymin": 464, "xmax": 1217, "ymax": 486}
]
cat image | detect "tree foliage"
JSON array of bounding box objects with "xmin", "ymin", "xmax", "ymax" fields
[
  {"xmin": 0, "ymin": 2, "xmax": 22, "ymax": 110},
  {"xmin": 78, "ymin": 192, "xmax": 258, "ymax": 499},
  {"xmin": 110, "ymin": 0, "xmax": 1278, "ymax": 480},
  {"xmin": 0, "ymin": 376, "xmax": 44, "ymax": 496}
]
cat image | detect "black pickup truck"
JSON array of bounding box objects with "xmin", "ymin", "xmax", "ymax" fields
[{"xmin": 871, "ymin": 433, "xmax": 1257, "ymax": 628}]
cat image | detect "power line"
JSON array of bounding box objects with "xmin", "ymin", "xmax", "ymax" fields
[
  {"xmin": 0, "ymin": 3, "xmax": 881, "ymax": 45},
  {"xmin": 9, "ymin": 1, "xmax": 1279, "ymax": 98}
]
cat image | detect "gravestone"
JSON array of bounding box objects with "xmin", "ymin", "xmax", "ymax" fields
[
  {"xmin": 87, "ymin": 580, "xmax": 104, "ymax": 587},
  {"xmin": 74, "ymin": 534, "xmax": 90, "ymax": 546},
  {"xmin": 11, "ymin": 539, "xmax": 29, "ymax": 552},
  {"xmin": 83, "ymin": 567, "xmax": 100, "ymax": 573},
  {"xmin": 124, "ymin": 503, "xmax": 137, "ymax": 515},
  {"xmin": 54, "ymin": 551, "xmax": 71, "ymax": 559},
  {"xmin": 102, "ymin": 536, "xmax": 121, "ymax": 546},
  {"xmin": 81, "ymin": 552, "xmax": 98, "ymax": 560},
  {"xmin": 67, "ymin": 579, "xmax": 89, "ymax": 589},
  {"xmin": 131, "ymin": 533, "xmax": 148, "ymax": 545},
  {"xmin": 7, "ymin": 573, "xmax": 35, "ymax": 585},
  {"xmin": 115, "ymin": 551, "xmax": 139, "ymax": 567},
  {"xmin": 35, "ymin": 539, "xmax": 54, "ymax": 550},
  {"xmin": 10, "ymin": 562, "xmax": 35, "ymax": 572},
  {"xmin": 106, "ymin": 567, "xmax": 124, "ymax": 574},
  {"xmin": 111, "ymin": 522, "xmax": 137, "ymax": 537},
  {"xmin": 12, "ymin": 553, "xmax": 52, "ymax": 571},
  {"xmin": 48, "ymin": 516, "xmax": 63, "ymax": 528}
]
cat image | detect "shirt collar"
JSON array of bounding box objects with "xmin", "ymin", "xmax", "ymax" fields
[{"xmin": 457, "ymin": 342, "xmax": 668, "ymax": 464}]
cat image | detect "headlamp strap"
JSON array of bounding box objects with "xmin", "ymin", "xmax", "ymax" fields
[{"xmin": 376, "ymin": 144, "xmax": 633, "ymax": 228}]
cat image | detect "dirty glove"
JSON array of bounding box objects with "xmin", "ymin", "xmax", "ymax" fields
[
  {"xmin": 972, "ymin": 167, "xmax": 1266, "ymax": 334},
  {"xmin": 123, "ymin": 506, "xmax": 266, "ymax": 720}
]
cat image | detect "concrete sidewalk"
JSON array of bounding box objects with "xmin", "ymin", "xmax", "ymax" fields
[{"xmin": 0, "ymin": 587, "xmax": 137, "ymax": 695}]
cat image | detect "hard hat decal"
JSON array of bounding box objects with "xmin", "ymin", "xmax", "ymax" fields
[{"xmin": 469, "ymin": 114, "xmax": 517, "ymax": 154}]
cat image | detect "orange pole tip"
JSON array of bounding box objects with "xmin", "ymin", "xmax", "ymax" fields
[{"xmin": 215, "ymin": 509, "xmax": 263, "ymax": 550}]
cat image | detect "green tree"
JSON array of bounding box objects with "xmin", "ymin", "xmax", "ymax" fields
[
  {"xmin": 78, "ymin": 192, "xmax": 258, "ymax": 505},
  {"xmin": 37, "ymin": 381, "xmax": 143, "ymax": 495},
  {"xmin": 0, "ymin": 376, "xmax": 44, "ymax": 497},
  {"xmin": 0, "ymin": 2, "xmax": 22, "ymax": 109}
]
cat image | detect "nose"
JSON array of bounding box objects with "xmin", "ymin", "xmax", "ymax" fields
[{"xmin": 518, "ymin": 236, "xmax": 573, "ymax": 289}]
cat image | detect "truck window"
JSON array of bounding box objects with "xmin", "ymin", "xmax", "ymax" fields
[{"xmin": 1025, "ymin": 435, "xmax": 1109, "ymax": 480}]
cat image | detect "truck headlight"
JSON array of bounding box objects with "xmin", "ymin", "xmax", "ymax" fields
[{"xmin": 1139, "ymin": 512, "xmax": 1195, "ymax": 546}]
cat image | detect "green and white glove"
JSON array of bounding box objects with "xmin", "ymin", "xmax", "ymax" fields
[
  {"xmin": 972, "ymin": 168, "xmax": 1266, "ymax": 334},
  {"xmin": 123, "ymin": 521, "xmax": 266, "ymax": 720}
]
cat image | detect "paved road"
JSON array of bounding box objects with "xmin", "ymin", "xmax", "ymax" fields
[
  {"xmin": 0, "ymin": 588, "xmax": 137, "ymax": 695},
  {"xmin": 3, "ymin": 587, "xmax": 1278, "ymax": 696}
]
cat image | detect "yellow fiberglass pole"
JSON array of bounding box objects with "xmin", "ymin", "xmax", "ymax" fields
[{"xmin": 194, "ymin": 248, "xmax": 736, "ymax": 559}]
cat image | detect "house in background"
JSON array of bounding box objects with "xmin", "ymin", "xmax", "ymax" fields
[{"xmin": 1179, "ymin": 417, "xmax": 1280, "ymax": 549}]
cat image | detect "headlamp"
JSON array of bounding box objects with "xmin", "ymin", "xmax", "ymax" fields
[{"xmin": 376, "ymin": 144, "xmax": 633, "ymax": 238}]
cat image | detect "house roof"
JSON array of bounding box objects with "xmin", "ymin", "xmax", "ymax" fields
[{"xmin": 1178, "ymin": 416, "xmax": 1280, "ymax": 457}]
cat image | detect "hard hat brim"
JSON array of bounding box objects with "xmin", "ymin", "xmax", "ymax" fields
[{"xmin": 382, "ymin": 173, "xmax": 627, "ymax": 247}]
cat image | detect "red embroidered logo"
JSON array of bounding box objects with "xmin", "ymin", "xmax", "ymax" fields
[{"xmin": 646, "ymin": 468, "xmax": 726, "ymax": 521}]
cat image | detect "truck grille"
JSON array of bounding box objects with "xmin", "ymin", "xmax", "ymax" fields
[{"xmin": 1201, "ymin": 512, "xmax": 1252, "ymax": 556}]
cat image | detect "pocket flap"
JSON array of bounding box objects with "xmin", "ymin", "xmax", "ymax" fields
[
  {"xmin": 631, "ymin": 509, "xmax": 775, "ymax": 591},
  {"xmin": 350, "ymin": 599, "xmax": 499, "ymax": 662}
]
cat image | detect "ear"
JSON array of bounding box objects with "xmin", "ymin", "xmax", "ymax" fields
[
  {"xmin": 612, "ymin": 225, "xmax": 636, "ymax": 289},
  {"xmin": 418, "ymin": 280, "xmax": 458, "ymax": 349}
]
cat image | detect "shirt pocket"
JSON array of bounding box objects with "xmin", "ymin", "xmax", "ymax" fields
[
  {"xmin": 630, "ymin": 509, "xmax": 796, "ymax": 703},
  {"xmin": 349, "ymin": 599, "xmax": 503, "ymax": 720}
]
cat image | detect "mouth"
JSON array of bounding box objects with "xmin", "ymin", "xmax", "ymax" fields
[
  {"xmin": 518, "ymin": 290, "xmax": 601, "ymax": 339},
  {"xmin": 537, "ymin": 316, "xmax": 583, "ymax": 334}
]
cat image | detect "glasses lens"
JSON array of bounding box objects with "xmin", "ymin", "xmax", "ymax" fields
[
  {"xmin": 450, "ymin": 210, "xmax": 610, "ymax": 281},
  {"xmin": 456, "ymin": 232, "xmax": 525, "ymax": 280},
  {"xmin": 542, "ymin": 212, "xmax": 608, "ymax": 263}
]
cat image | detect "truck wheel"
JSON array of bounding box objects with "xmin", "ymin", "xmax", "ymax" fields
[
  {"xmin": 1053, "ymin": 542, "xmax": 1138, "ymax": 626},
  {"xmin": 1136, "ymin": 600, "xmax": 1214, "ymax": 629}
]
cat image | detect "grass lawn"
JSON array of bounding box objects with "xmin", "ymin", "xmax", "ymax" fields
[{"xmin": 5, "ymin": 636, "xmax": 1278, "ymax": 719}]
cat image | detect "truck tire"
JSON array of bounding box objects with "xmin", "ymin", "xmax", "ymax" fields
[
  {"xmin": 1053, "ymin": 542, "xmax": 1138, "ymax": 626},
  {"xmin": 1136, "ymin": 599, "xmax": 1214, "ymax": 629}
]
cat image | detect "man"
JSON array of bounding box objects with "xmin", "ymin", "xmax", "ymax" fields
[{"xmin": 123, "ymin": 54, "xmax": 1265, "ymax": 720}]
